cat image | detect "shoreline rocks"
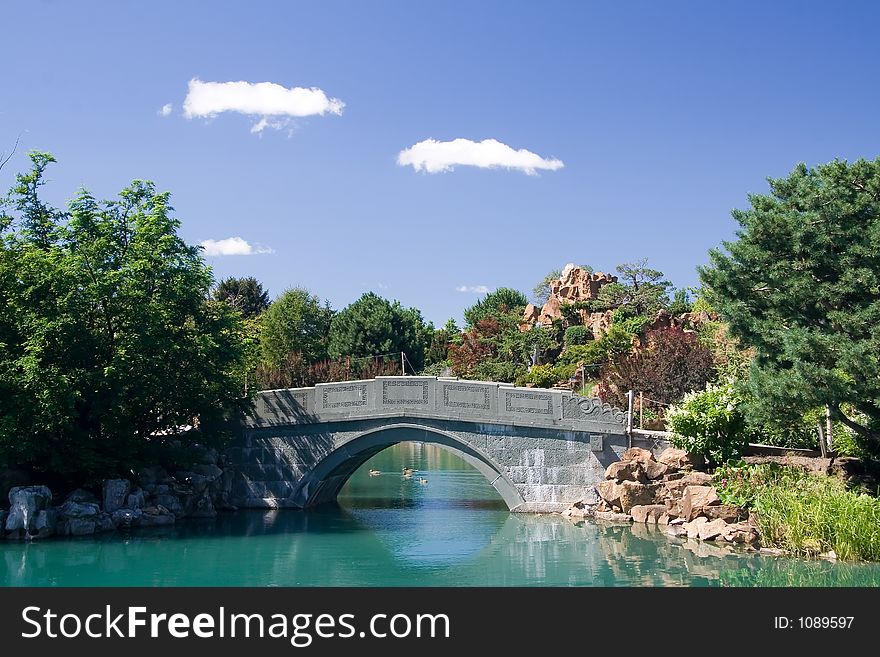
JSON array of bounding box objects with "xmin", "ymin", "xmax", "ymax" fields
[
  {"xmin": 584, "ymin": 446, "xmax": 761, "ymax": 550},
  {"xmin": 1, "ymin": 444, "xmax": 235, "ymax": 541}
]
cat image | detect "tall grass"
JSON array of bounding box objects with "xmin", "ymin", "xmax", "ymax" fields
[{"xmin": 716, "ymin": 463, "xmax": 880, "ymax": 561}]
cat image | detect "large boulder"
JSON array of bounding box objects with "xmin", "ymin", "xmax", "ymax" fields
[
  {"xmin": 604, "ymin": 461, "xmax": 647, "ymax": 483},
  {"xmin": 595, "ymin": 480, "xmax": 625, "ymax": 509},
  {"xmin": 658, "ymin": 447, "xmax": 693, "ymax": 470},
  {"xmin": 681, "ymin": 485, "xmax": 721, "ymax": 521},
  {"xmin": 684, "ymin": 516, "xmax": 708, "ymax": 539},
  {"xmin": 184, "ymin": 491, "xmax": 217, "ymax": 519},
  {"xmin": 622, "ymin": 447, "xmax": 654, "ymax": 464},
  {"xmin": 619, "ymin": 481, "xmax": 662, "ymax": 513},
  {"xmin": 31, "ymin": 509, "xmax": 57, "ymax": 539},
  {"xmin": 642, "ymin": 461, "xmax": 668, "ymax": 481},
  {"xmin": 111, "ymin": 508, "xmax": 143, "ymax": 528},
  {"xmin": 5, "ymin": 486, "xmax": 53, "ymax": 538},
  {"xmin": 103, "ymin": 479, "xmax": 131, "ymax": 513},
  {"xmin": 662, "ymin": 472, "xmax": 714, "ymax": 499},
  {"xmin": 594, "ymin": 510, "xmax": 633, "ymax": 523},
  {"xmin": 630, "ymin": 504, "xmax": 667, "ymax": 524},
  {"xmin": 697, "ymin": 518, "xmax": 729, "ymax": 542},
  {"xmin": 125, "ymin": 488, "xmax": 146, "ymax": 510},
  {"xmin": 152, "ymin": 494, "xmax": 184, "ymax": 517},
  {"xmin": 702, "ymin": 504, "xmax": 746, "ymax": 523},
  {"xmin": 57, "ymin": 500, "xmax": 101, "ymax": 536},
  {"xmin": 175, "ymin": 472, "xmax": 209, "ymax": 495}
]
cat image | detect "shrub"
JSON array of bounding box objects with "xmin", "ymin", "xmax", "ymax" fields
[
  {"xmin": 564, "ymin": 325, "xmax": 592, "ymax": 347},
  {"xmin": 666, "ymin": 381, "xmax": 747, "ymax": 465},
  {"xmin": 714, "ymin": 463, "xmax": 880, "ymax": 561},
  {"xmin": 596, "ymin": 326, "xmax": 715, "ymax": 411}
]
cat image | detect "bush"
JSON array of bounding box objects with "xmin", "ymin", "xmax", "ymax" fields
[
  {"xmin": 471, "ymin": 361, "xmax": 526, "ymax": 383},
  {"xmin": 596, "ymin": 326, "xmax": 715, "ymax": 411},
  {"xmin": 564, "ymin": 325, "xmax": 592, "ymax": 347},
  {"xmin": 714, "ymin": 463, "xmax": 880, "ymax": 561},
  {"xmin": 666, "ymin": 381, "xmax": 747, "ymax": 465}
]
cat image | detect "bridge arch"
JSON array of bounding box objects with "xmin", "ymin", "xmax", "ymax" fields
[{"xmin": 293, "ymin": 423, "xmax": 526, "ymax": 510}]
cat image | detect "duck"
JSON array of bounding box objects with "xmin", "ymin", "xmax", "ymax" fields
[
  {"xmin": 368, "ymin": 469, "xmax": 381, "ymax": 477},
  {"xmin": 402, "ymin": 467, "xmax": 416, "ymax": 476},
  {"xmin": 417, "ymin": 477, "xmax": 428, "ymax": 485}
]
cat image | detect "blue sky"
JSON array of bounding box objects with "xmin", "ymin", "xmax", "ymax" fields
[{"xmin": 3, "ymin": 1, "xmax": 879, "ymax": 326}]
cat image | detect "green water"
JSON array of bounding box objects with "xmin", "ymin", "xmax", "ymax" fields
[{"xmin": 2, "ymin": 442, "xmax": 879, "ymax": 586}]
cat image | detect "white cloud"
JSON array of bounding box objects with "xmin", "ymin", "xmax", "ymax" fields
[
  {"xmin": 397, "ymin": 138, "xmax": 563, "ymax": 175},
  {"xmin": 199, "ymin": 236, "xmax": 274, "ymax": 256},
  {"xmin": 158, "ymin": 103, "xmax": 173, "ymax": 117},
  {"xmin": 456, "ymin": 285, "xmax": 492, "ymax": 294},
  {"xmin": 183, "ymin": 78, "xmax": 344, "ymax": 133},
  {"xmin": 377, "ymin": 282, "xmax": 389, "ymax": 290}
]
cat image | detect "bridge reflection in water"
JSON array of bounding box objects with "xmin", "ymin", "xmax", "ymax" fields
[{"xmin": 4, "ymin": 443, "xmax": 880, "ymax": 586}]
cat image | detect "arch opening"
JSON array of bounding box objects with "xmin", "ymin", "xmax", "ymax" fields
[{"xmin": 295, "ymin": 424, "xmax": 525, "ymax": 511}]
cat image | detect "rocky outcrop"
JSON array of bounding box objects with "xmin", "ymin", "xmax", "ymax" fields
[
  {"xmin": 2, "ymin": 443, "xmax": 235, "ymax": 541},
  {"xmin": 588, "ymin": 446, "xmax": 760, "ymax": 550},
  {"xmin": 520, "ymin": 264, "xmax": 618, "ymax": 331},
  {"xmin": 5, "ymin": 486, "xmax": 53, "ymax": 539}
]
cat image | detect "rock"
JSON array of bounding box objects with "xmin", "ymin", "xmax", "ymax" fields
[
  {"xmin": 642, "ymin": 461, "xmax": 668, "ymax": 481},
  {"xmin": 630, "ymin": 504, "xmax": 667, "ymax": 523},
  {"xmin": 103, "ymin": 479, "xmax": 131, "ymax": 513},
  {"xmin": 702, "ymin": 504, "xmax": 746, "ymax": 523},
  {"xmin": 57, "ymin": 500, "xmax": 101, "ymax": 536},
  {"xmin": 185, "ymin": 491, "xmax": 216, "ymax": 518},
  {"xmin": 697, "ymin": 518, "xmax": 728, "ymax": 541},
  {"xmin": 6, "ymin": 485, "xmax": 53, "ymax": 537},
  {"xmin": 111, "ymin": 508, "xmax": 143, "ymax": 528},
  {"xmin": 622, "ymin": 447, "xmax": 654, "ymax": 464},
  {"xmin": 663, "ymin": 472, "xmax": 714, "ymax": 499},
  {"xmin": 722, "ymin": 521, "xmax": 761, "ymax": 545},
  {"xmin": 664, "ymin": 499, "xmax": 682, "ymax": 518},
  {"xmin": 618, "ymin": 481, "xmax": 662, "ymax": 513},
  {"xmin": 595, "ymin": 480, "xmax": 625, "ymax": 508},
  {"xmin": 137, "ymin": 466, "xmax": 172, "ymax": 486},
  {"xmin": 657, "ymin": 513, "xmax": 671, "ymax": 525},
  {"xmin": 97, "ymin": 513, "xmax": 115, "ymax": 533},
  {"xmin": 194, "ymin": 447, "xmax": 219, "ymax": 466},
  {"xmin": 658, "ymin": 447, "xmax": 704, "ymax": 470},
  {"xmin": 604, "ymin": 461, "xmax": 647, "ymax": 483},
  {"xmin": 520, "ymin": 265, "xmax": 618, "ymax": 329},
  {"xmin": 684, "ymin": 517, "xmax": 708, "ymax": 539},
  {"xmin": 191, "ymin": 464, "xmax": 223, "ymax": 481},
  {"xmin": 125, "ymin": 488, "xmax": 146, "ymax": 510},
  {"xmin": 152, "ymin": 494, "xmax": 184, "ymax": 517},
  {"xmin": 140, "ymin": 513, "xmax": 175, "ymax": 527},
  {"xmin": 666, "ymin": 524, "xmax": 687, "ymax": 537},
  {"xmin": 681, "ymin": 485, "xmax": 721, "ymax": 521},
  {"xmin": 562, "ymin": 500, "xmax": 592, "ymax": 518},
  {"xmin": 31, "ymin": 509, "xmax": 57, "ymax": 539},
  {"xmin": 66, "ymin": 488, "xmax": 98, "ymax": 504},
  {"xmin": 594, "ymin": 510, "xmax": 633, "ymax": 523},
  {"xmin": 175, "ymin": 472, "xmax": 209, "ymax": 495}
]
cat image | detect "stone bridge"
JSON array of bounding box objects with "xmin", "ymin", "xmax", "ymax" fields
[{"xmin": 225, "ymin": 376, "xmax": 658, "ymax": 513}]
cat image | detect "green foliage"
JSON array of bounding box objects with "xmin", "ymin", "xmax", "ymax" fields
[
  {"xmin": 0, "ymin": 153, "xmax": 247, "ymax": 482},
  {"xmin": 666, "ymin": 381, "xmax": 748, "ymax": 464},
  {"xmin": 564, "ymin": 325, "xmax": 592, "ymax": 347},
  {"xmin": 558, "ymin": 320, "xmax": 640, "ymax": 370},
  {"xmin": 328, "ymin": 292, "xmax": 429, "ymax": 371},
  {"xmin": 700, "ymin": 157, "xmax": 880, "ymax": 454},
  {"xmin": 668, "ymin": 288, "xmax": 694, "ymax": 315},
  {"xmin": 213, "ymin": 276, "xmax": 270, "ymax": 318},
  {"xmin": 463, "ymin": 287, "xmax": 528, "ymax": 327},
  {"xmin": 471, "ymin": 360, "xmax": 526, "ymax": 384},
  {"xmin": 425, "ymin": 319, "xmax": 457, "ymax": 366},
  {"xmin": 260, "ymin": 287, "xmax": 333, "ymax": 369},
  {"xmin": 596, "ymin": 259, "xmax": 671, "ymax": 317},
  {"xmin": 714, "ymin": 463, "xmax": 880, "ymax": 561}
]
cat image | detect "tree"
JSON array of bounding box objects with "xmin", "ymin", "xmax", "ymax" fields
[
  {"xmin": 700, "ymin": 158, "xmax": 880, "ymax": 453},
  {"xmin": 532, "ymin": 269, "xmax": 561, "ymax": 305},
  {"xmin": 667, "ymin": 381, "xmax": 747, "ymax": 465},
  {"xmin": 328, "ymin": 292, "xmax": 429, "ymax": 371},
  {"xmin": 597, "ymin": 259, "xmax": 671, "ymax": 317},
  {"xmin": 213, "ymin": 276, "xmax": 270, "ymax": 318},
  {"xmin": 0, "ymin": 152, "xmax": 247, "ymax": 483},
  {"xmin": 595, "ymin": 326, "xmax": 715, "ymax": 411},
  {"xmin": 425, "ymin": 318, "xmax": 459, "ymax": 366},
  {"xmin": 259, "ymin": 287, "xmax": 333, "ymax": 369},
  {"xmin": 463, "ymin": 287, "xmax": 529, "ymax": 327}
]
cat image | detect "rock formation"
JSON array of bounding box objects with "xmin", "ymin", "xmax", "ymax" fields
[
  {"xmin": 567, "ymin": 446, "xmax": 761, "ymax": 549},
  {"xmin": 521, "ymin": 264, "xmax": 618, "ymax": 331}
]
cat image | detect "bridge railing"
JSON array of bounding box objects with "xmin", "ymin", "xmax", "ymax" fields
[{"xmin": 245, "ymin": 376, "xmax": 627, "ymax": 434}]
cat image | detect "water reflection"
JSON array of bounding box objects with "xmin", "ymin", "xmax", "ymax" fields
[{"xmin": 2, "ymin": 442, "xmax": 880, "ymax": 586}]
